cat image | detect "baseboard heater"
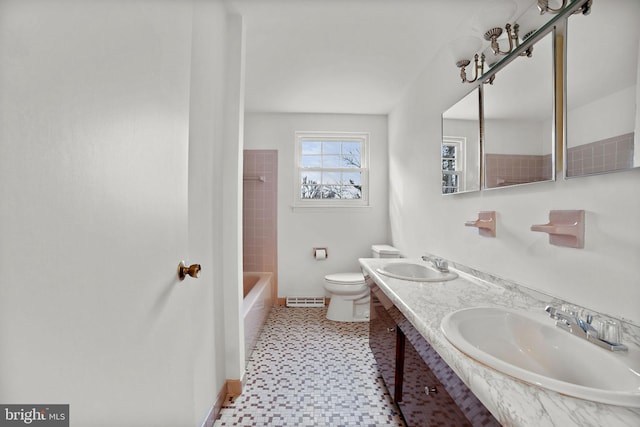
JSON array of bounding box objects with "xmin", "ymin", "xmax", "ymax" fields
[{"xmin": 285, "ymin": 297, "xmax": 325, "ymax": 307}]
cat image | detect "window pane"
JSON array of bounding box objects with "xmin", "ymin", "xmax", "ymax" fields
[
  {"xmin": 343, "ymin": 171, "xmax": 361, "ymax": 185},
  {"xmin": 342, "ymin": 141, "xmax": 360, "ymax": 154},
  {"xmin": 323, "ymin": 172, "xmax": 341, "ymax": 185},
  {"xmin": 442, "ymin": 159, "xmax": 456, "ymax": 170},
  {"xmin": 301, "ymin": 185, "xmax": 322, "ymax": 199},
  {"xmin": 323, "ymin": 155, "xmax": 342, "ymax": 168},
  {"xmin": 341, "ymin": 185, "xmax": 362, "ymax": 199},
  {"xmin": 443, "ymin": 187, "xmax": 457, "ymax": 194},
  {"xmin": 302, "ymin": 141, "xmax": 322, "ymax": 155},
  {"xmin": 301, "ymin": 171, "xmax": 321, "ymax": 184},
  {"xmin": 442, "ymin": 173, "xmax": 458, "ymax": 187},
  {"xmin": 342, "ymin": 142, "xmax": 361, "ymax": 167},
  {"xmin": 323, "ymin": 141, "xmax": 341, "ymax": 155},
  {"xmin": 321, "ymin": 185, "xmax": 341, "ymax": 199},
  {"xmin": 301, "ymin": 155, "xmax": 321, "ymax": 168},
  {"xmin": 442, "ymin": 145, "xmax": 456, "ymax": 158},
  {"xmin": 341, "ymin": 154, "xmax": 360, "ymax": 168}
]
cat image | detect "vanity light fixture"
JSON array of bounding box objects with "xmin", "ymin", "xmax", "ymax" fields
[
  {"xmin": 453, "ymin": 0, "xmax": 528, "ymax": 84},
  {"xmin": 453, "ymin": 0, "xmax": 591, "ymax": 85}
]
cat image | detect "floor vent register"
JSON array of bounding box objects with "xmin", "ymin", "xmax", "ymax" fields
[{"xmin": 285, "ymin": 297, "xmax": 325, "ymax": 308}]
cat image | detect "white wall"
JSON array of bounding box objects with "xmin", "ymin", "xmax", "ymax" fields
[
  {"xmin": 485, "ymin": 119, "xmax": 548, "ymax": 155},
  {"xmin": 188, "ymin": 1, "xmax": 233, "ymax": 423},
  {"xmin": 0, "ymin": 1, "xmax": 238, "ymax": 425},
  {"xmin": 568, "ymin": 85, "xmax": 636, "ymax": 146},
  {"xmin": 221, "ymin": 14, "xmax": 247, "ymax": 385},
  {"xmin": 389, "ymin": 47, "xmax": 640, "ymax": 325},
  {"xmin": 244, "ymin": 113, "xmax": 390, "ymax": 298}
]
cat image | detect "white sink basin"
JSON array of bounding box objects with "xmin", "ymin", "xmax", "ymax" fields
[
  {"xmin": 376, "ymin": 262, "xmax": 458, "ymax": 282},
  {"xmin": 441, "ymin": 307, "xmax": 640, "ymax": 407}
]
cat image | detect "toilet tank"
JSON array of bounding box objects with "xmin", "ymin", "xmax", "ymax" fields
[{"xmin": 371, "ymin": 244, "xmax": 400, "ymax": 258}]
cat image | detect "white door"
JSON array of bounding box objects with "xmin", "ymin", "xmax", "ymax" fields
[{"xmin": 0, "ymin": 1, "xmax": 202, "ymax": 425}]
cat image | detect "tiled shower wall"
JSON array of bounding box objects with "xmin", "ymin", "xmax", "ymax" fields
[
  {"xmin": 566, "ymin": 132, "xmax": 634, "ymax": 176},
  {"xmin": 484, "ymin": 153, "xmax": 553, "ymax": 188},
  {"xmin": 243, "ymin": 150, "xmax": 278, "ymax": 301}
]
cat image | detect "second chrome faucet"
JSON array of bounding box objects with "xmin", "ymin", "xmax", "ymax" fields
[{"xmin": 422, "ymin": 256, "xmax": 449, "ymax": 273}]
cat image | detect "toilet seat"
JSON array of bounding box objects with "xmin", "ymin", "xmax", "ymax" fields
[{"xmin": 325, "ymin": 272, "xmax": 365, "ymax": 285}]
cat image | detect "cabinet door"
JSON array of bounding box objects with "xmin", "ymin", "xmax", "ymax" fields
[
  {"xmin": 397, "ymin": 329, "xmax": 471, "ymax": 427},
  {"xmin": 369, "ymin": 286, "xmax": 399, "ymax": 400}
]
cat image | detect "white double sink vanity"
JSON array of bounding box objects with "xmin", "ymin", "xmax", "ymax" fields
[{"xmin": 360, "ymin": 256, "xmax": 640, "ymax": 426}]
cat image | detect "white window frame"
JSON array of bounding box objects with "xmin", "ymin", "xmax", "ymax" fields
[
  {"xmin": 293, "ymin": 131, "xmax": 370, "ymax": 209},
  {"xmin": 442, "ymin": 136, "xmax": 466, "ymax": 194}
]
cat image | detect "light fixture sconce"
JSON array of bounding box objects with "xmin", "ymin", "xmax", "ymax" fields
[
  {"xmin": 537, "ymin": 0, "xmax": 592, "ymax": 16},
  {"xmin": 457, "ymin": 53, "xmax": 486, "ymax": 84},
  {"xmin": 484, "ymin": 23, "xmax": 534, "ymax": 57}
]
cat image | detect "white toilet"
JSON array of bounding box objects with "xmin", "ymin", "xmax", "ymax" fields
[{"xmin": 324, "ymin": 245, "xmax": 400, "ymax": 322}]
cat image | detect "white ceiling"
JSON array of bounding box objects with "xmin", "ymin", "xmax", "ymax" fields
[
  {"xmin": 226, "ymin": 0, "xmax": 487, "ymax": 114},
  {"xmin": 226, "ymin": 0, "xmax": 627, "ymax": 116}
]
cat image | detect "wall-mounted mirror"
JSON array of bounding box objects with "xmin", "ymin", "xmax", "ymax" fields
[
  {"xmin": 442, "ymin": 88, "xmax": 481, "ymax": 194},
  {"xmin": 482, "ymin": 29, "xmax": 555, "ymax": 189},
  {"xmin": 565, "ymin": 0, "xmax": 640, "ymax": 178}
]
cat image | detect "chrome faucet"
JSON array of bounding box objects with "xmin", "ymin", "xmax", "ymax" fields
[
  {"xmin": 544, "ymin": 305, "xmax": 627, "ymax": 352},
  {"xmin": 544, "ymin": 305, "xmax": 597, "ymax": 335},
  {"xmin": 422, "ymin": 256, "xmax": 449, "ymax": 273}
]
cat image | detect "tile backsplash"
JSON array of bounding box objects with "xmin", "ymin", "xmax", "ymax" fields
[
  {"xmin": 566, "ymin": 132, "xmax": 634, "ymax": 176},
  {"xmin": 485, "ymin": 153, "xmax": 553, "ymax": 188}
]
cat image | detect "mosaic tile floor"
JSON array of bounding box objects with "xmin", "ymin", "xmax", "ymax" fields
[{"xmin": 214, "ymin": 306, "xmax": 406, "ymax": 427}]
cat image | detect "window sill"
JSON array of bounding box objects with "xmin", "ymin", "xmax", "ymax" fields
[{"xmin": 291, "ymin": 204, "xmax": 372, "ymax": 213}]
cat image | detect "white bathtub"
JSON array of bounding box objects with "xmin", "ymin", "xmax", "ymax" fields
[{"xmin": 243, "ymin": 272, "xmax": 273, "ymax": 366}]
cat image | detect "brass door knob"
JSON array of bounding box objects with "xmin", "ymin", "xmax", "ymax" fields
[{"xmin": 178, "ymin": 261, "xmax": 201, "ymax": 280}]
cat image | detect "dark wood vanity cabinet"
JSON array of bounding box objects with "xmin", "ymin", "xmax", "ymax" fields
[
  {"xmin": 369, "ymin": 284, "xmax": 402, "ymax": 401},
  {"xmin": 369, "ymin": 279, "xmax": 500, "ymax": 427}
]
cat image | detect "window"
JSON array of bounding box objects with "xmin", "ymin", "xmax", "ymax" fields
[
  {"xmin": 294, "ymin": 132, "xmax": 369, "ymax": 208},
  {"xmin": 442, "ymin": 136, "xmax": 465, "ymax": 194}
]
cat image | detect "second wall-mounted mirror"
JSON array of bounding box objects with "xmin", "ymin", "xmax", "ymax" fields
[
  {"xmin": 565, "ymin": 0, "xmax": 640, "ymax": 178},
  {"xmin": 482, "ymin": 29, "xmax": 556, "ymax": 189}
]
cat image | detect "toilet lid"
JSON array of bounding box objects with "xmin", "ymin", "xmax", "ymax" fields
[{"xmin": 325, "ymin": 272, "xmax": 365, "ymax": 285}]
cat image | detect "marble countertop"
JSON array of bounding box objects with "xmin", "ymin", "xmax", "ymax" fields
[{"xmin": 359, "ymin": 257, "xmax": 640, "ymax": 427}]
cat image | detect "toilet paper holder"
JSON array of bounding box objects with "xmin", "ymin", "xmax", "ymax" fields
[{"xmin": 313, "ymin": 247, "xmax": 328, "ymax": 259}]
